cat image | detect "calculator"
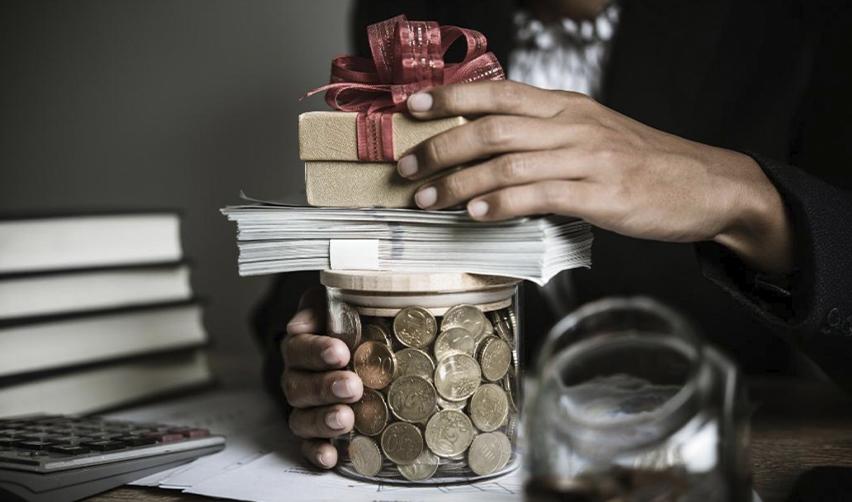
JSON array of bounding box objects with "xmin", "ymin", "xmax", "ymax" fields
[{"xmin": 0, "ymin": 414, "xmax": 225, "ymax": 502}]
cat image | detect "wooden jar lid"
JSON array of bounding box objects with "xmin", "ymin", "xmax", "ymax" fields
[{"xmin": 320, "ymin": 270, "xmax": 520, "ymax": 293}]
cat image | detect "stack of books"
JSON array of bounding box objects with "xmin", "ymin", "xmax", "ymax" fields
[{"xmin": 0, "ymin": 212, "xmax": 212, "ymax": 417}]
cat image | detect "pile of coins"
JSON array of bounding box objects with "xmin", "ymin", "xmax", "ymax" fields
[{"xmin": 331, "ymin": 303, "xmax": 520, "ymax": 481}]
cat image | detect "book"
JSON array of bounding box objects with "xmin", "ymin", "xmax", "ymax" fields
[
  {"xmin": 0, "ymin": 213, "xmax": 182, "ymax": 274},
  {"xmin": 221, "ymin": 204, "xmax": 592, "ymax": 286},
  {"xmin": 0, "ymin": 350, "xmax": 212, "ymax": 417},
  {"xmin": 0, "ymin": 263, "xmax": 192, "ymax": 320},
  {"xmin": 0, "ymin": 302, "xmax": 207, "ymax": 378}
]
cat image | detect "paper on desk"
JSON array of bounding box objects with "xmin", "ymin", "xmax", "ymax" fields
[
  {"xmin": 186, "ymin": 450, "xmax": 523, "ymax": 502},
  {"xmin": 106, "ymin": 388, "xmax": 286, "ymax": 489}
]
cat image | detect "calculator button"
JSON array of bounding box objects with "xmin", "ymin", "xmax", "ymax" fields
[
  {"xmin": 15, "ymin": 440, "xmax": 54, "ymax": 450},
  {"xmin": 48, "ymin": 444, "xmax": 91, "ymax": 455},
  {"xmin": 145, "ymin": 432, "xmax": 184, "ymax": 443},
  {"xmin": 115, "ymin": 435, "xmax": 157, "ymax": 446},
  {"xmin": 82, "ymin": 440, "xmax": 126, "ymax": 451}
]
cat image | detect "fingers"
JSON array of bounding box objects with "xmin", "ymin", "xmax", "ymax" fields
[
  {"xmin": 282, "ymin": 369, "xmax": 363, "ymax": 408},
  {"xmin": 281, "ymin": 333, "xmax": 350, "ymax": 370},
  {"xmin": 413, "ymin": 150, "xmax": 592, "ymax": 210},
  {"xmin": 406, "ymin": 80, "xmax": 571, "ymax": 119},
  {"xmin": 289, "ymin": 404, "xmax": 354, "ymax": 439},
  {"xmin": 301, "ymin": 439, "xmax": 337, "ymax": 469},
  {"xmin": 467, "ymin": 180, "xmax": 595, "ymax": 221},
  {"xmin": 398, "ymin": 115, "xmax": 571, "ymax": 180},
  {"xmin": 287, "ymin": 287, "xmax": 327, "ymax": 336}
]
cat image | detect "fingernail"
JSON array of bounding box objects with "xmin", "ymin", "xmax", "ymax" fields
[
  {"xmin": 325, "ymin": 410, "xmax": 345, "ymax": 430},
  {"xmin": 398, "ymin": 155, "xmax": 418, "ymax": 177},
  {"xmin": 287, "ymin": 309, "xmax": 314, "ymax": 330},
  {"xmin": 468, "ymin": 200, "xmax": 489, "ymax": 218},
  {"xmin": 331, "ymin": 378, "xmax": 357, "ymax": 399},
  {"xmin": 320, "ymin": 346, "xmax": 343, "ymax": 366},
  {"xmin": 316, "ymin": 450, "xmax": 333, "ymax": 468},
  {"xmin": 415, "ymin": 186, "xmax": 437, "ymax": 208},
  {"xmin": 408, "ymin": 92, "xmax": 433, "ymax": 112}
]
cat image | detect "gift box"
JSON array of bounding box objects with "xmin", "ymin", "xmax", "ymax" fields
[
  {"xmin": 300, "ymin": 112, "xmax": 466, "ymax": 208},
  {"xmin": 301, "ymin": 14, "xmax": 504, "ymax": 208},
  {"xmin": 299, "ymin": 112, "xmax": 466, "ymax": 162}
]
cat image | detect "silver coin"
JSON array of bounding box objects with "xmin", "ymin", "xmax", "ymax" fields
[
  {"xmin": 434, "ymin": 327, "xmax": 477, "ymax": 361},
  {"xmin": 397, "ymin": 449, "xmax": 440, "ymax": 481},
  {"xmin": 468, "ymin": 431, "xmax": 512, "ymax": 476},
  {"xmin": 349, "ymin": 435, "xmax": 382, "ymax": 477},
  {"xmin": 424, "ymin": 409, "xmax": 475, "ymax": 458},
  {"xmin": 434, "ymin": 354, "xmax": 481, "ymax": 401},
  {"xmin": 327, "ymin": 301, "xmax": 362, "ymax": 351}
]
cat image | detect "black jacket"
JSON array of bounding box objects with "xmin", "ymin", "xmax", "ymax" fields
[{"xmin": 254, "ymin": 0, "xmax": 852, "ymax": 392}]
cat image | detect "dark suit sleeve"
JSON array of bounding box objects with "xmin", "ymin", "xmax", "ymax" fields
[{"xmin": 696, "ymin": 3, "xmax": 852, "ymax": 389}]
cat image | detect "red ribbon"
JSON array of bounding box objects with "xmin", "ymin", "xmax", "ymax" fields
[{"xmin": 306, "ymin": 15, "xmax": 505, "ymax": 161}]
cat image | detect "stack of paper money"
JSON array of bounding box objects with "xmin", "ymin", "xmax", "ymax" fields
[{"xmin": 221, "ymin": 203, "xmax": 592, "ymax": 286}]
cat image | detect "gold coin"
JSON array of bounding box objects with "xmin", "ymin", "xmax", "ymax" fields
[
  {"xmin": 479, "ymin": 336, "xmax": 512, "ymax": 382},
  {"xmin": 469, "ymin": 383, "xmax": 509, "ymax": 432},
  {"xmin": 468, "ymin": 431, "xmax": 512, "ymax": 476},
  {"xmin": 434, "ymin": 353, "xmax": 481, "ymax": 401},
  {"xmin": 327, "ymin": 301, "xmax": 362, "ymax": 351},
  {"xmin": 397, "ymin": 448, "xmax": 439, "ymax": 481},
  {"xmin": 349, "ymin": 435, "xmax": 383, "ymax": 477},
  {"xmin": 363, "ymin": 323, "xmax": 392, "ymax": 346},
  {"xmin": 351, "ymin": 388, "xmax": 389, "ymax": 436},
  {"xmin": 393, "ymin": 306, "xmax": 437, "ymax": 349},
  {"xmin": 380, "ymin": 421, "xmax": 423, "ymax": 465},
  {"xmin": 433, "ymin": 327, "xmax": 477, "ymax": 361},
  {"xmin": 437, "ymin": 395, "xmax": 467, "ymax": 411},
  {"xmin": 353, "ymin": 341, "xmax": 396, "ymax": 390},
  {"xmin": 395, "ymin": 348, "xmax": 435, "ymax": 380},
  {"xmin": 442, "ymin": 304, "xmax": 489, "ymax": 341},
  {"xmin": 387, "ymin": 375, "xmax": 437, "ymax": 423},
  {"xmin": 424, "ymin": 409, "xmax": 475, "ymax": 458}
]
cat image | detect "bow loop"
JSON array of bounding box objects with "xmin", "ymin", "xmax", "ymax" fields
[{"xmin": 307, "ymin": 15, "xmax": 505, "ymax": 161}]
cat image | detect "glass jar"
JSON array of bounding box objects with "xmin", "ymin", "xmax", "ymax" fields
[
  {"xmin": 321, "ymin": 270, "xmax": 522, "ymax": 484},
  {"xmin": 525, "ymin": 297, "xmax": 751, "ymax": 502}
]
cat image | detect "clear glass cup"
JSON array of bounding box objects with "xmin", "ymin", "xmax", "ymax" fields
[
  {"xmin": 321, "ymin": 270, "xmax": 522, "ymax": 484},
  {"xmin": 525, "ymin": 297, "xmax": 751, "ymax": 502}
]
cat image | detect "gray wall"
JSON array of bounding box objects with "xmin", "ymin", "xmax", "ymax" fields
[{"xmin": 1, "ymin": 1, "xmax": 353, "ymax": 374}]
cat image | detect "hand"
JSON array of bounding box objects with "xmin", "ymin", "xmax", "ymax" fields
[
  {"xmin": 281, "ymin": 288, "xmax": 363, "ymax": 469},
  {"xmin": 399, "ymin": 80, "xmax": 793, "ymax": 274}
]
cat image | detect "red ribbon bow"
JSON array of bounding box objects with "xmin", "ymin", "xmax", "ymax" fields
[{"xmin": 306, "ymin": 15, "xmax": 505, "ymax": 161}]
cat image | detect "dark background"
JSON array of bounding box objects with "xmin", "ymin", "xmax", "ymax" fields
[{"xmin": 0, "ymin": 1, "xmax": 353, "ymax": 371}]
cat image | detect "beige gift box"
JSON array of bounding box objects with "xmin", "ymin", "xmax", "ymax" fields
[{"xmin": 299, "ymin": 111, "xmax": 466, "ymax": 208}]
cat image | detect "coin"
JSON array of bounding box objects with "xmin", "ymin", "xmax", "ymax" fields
[
  {"xmin": 381, "ymin": 421, "xmax": 423, "ymax": 465},
  {"xmin": 503, "ymin": 372, "xmax": 520, "ymax": 413},
  {"xmin": 424, "ymin": 409, "xmax": 475, "ymax": 458},
  {"xmin": 397, "ymin": 448, "xmax": 439, "ymax": 481},
  {"xmin": 437, "ymin": 395, "xmax": 467, "ymax": 411},
  {"xmin": 363, "ymin": 323, "xmax": 392, "ymax": 346},
  {"xmin": 490, "ymin": 310, "xmax": 513, "ymax": 343},
  {"xmin": 468, "ymin": 431, "xmax": 512, "ymax": 476},
  {"xmin": 479, "ymin": 336, "xmax": 512, "ymax": 382},
  {"xmin": 349, "ymin": 435, "xmax": 383, "ymax": 477},
  {"xmin": 434, "ymin": 353, "xmax": 481, "ymax": 401},
  {"xmin": 353, "ymin": 341, "xmax": 396, "ymax": 390},
  {"xmin": 441, "ymin": 304, "xmax": 489, "ymax": 342},
  {"xmin": 393, "ymin": 306, "xmax": 437, "ymax": 349},
  {"xmin": 327, "ymin": 301, "xmax": 362, "ymax": 351},
  {"xmin": 395, "ymin": 348, "xmax": 435, "ymax": 380},
  {"xmin": 433, "ymin": 327, "xmax": 477, "ymax": 361},
  {"xmin": 387, "ymin": 375, "xmax": 437, "ymax": 423},
  {"xmin": 469, "ymin": 383, "xmax": 509, "ymax": 432},
  {"xmin": 352, "ymin": 388, "xmax": 389, "ymax": 436}
]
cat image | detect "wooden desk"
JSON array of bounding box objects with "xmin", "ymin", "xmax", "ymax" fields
[{"xmin": 87, "ymin": 378, "xmax": 852, "ymax": 502}]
